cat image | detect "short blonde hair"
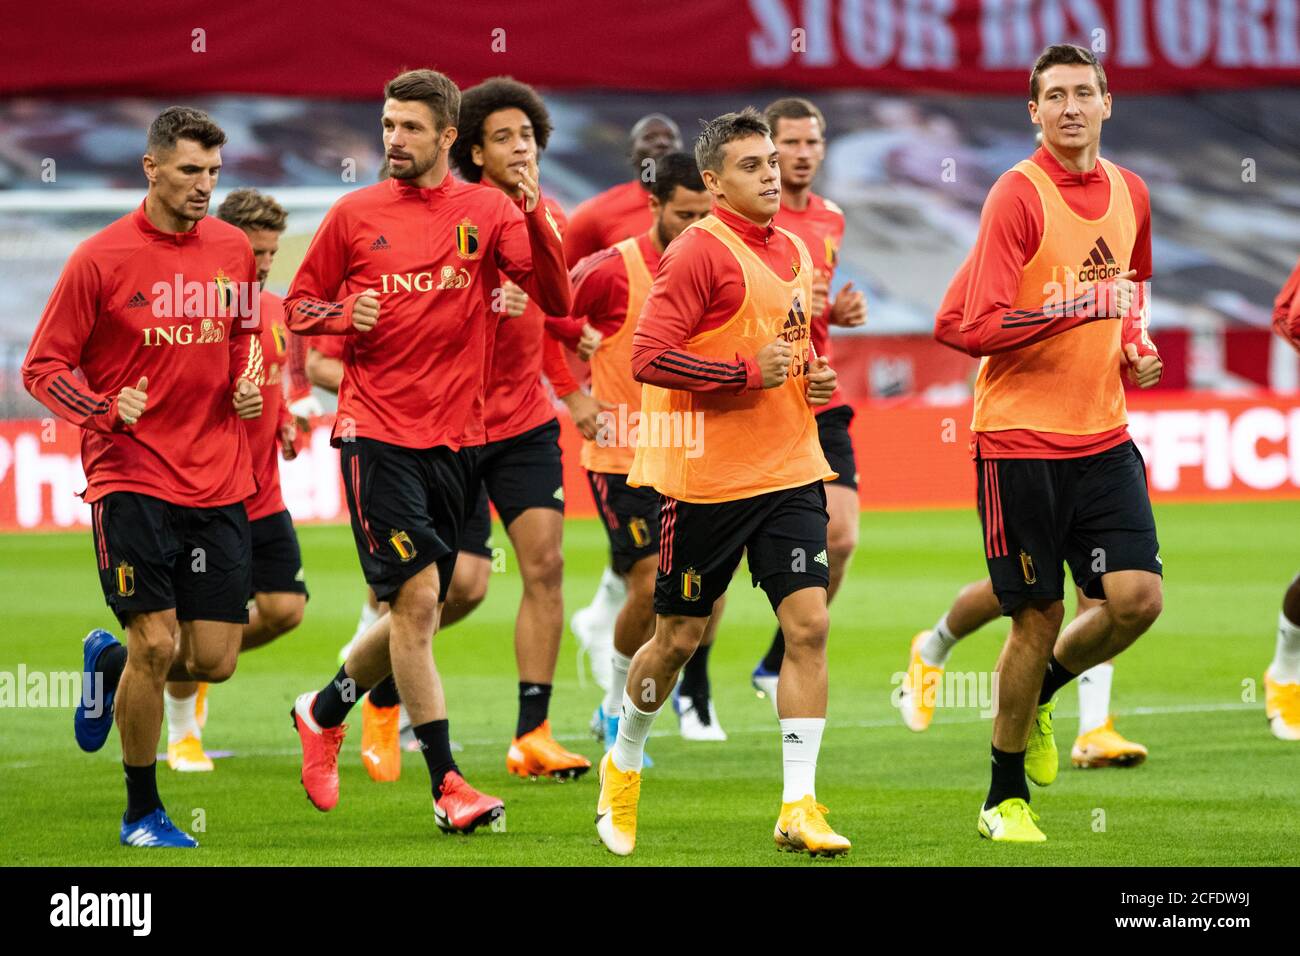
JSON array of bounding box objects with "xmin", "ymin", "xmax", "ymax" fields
[{"xmin": 217, "ymin": 188, "xmax": 288, "ymax": 232}]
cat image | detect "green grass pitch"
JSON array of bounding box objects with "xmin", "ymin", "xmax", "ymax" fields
[{"xmin": 2, "ymin": 501, "xmax": 1297, "ymax": 866}]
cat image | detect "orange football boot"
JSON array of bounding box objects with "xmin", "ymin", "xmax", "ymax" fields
[
  {"xmin": 361, "ymin": 696, "xmax": 401, "ymax": 782},
  {"xmin": 506, "ymin": 719, "xmax": 592, "ymax": 781}
]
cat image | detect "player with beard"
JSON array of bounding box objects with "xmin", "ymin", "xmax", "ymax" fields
[{"xmin": 284, "ymin": 69, "xmax": 570, "ymax": 834}]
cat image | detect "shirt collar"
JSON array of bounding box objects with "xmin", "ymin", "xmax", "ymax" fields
[
  {"xmin": 1033, "ymin": 145, "xmax": 1106, "ymax": 188},
  {"xmin": 714, "ymin": 202, "xmax": 775, "ymax": 245},
  {"xmin": 132, "ymin": 201, "xmax": 202, "ymax": 243},
  {"xmin": 389, "ymin": 170, "xmax": 456, "ymax": 201}
]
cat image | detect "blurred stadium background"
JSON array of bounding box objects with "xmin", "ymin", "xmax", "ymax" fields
[{"xmin": 1, "ymin": 2, "xmax": 1299, "ymax": 528}]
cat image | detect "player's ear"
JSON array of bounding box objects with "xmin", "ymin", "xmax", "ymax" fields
[
  {"xmin": 440, "ymin": 125, "xmax": 458, "ymax": 151},
  {"xmin": 142, "ymin": 153, "xmax": 156, "ymax": 184},
  {"xmin": 1027, "ymin": 100, "xmax": 1041, "ymax": 126},
  {"xmin": 1101, "ymin": 92, "xmax": 1112, "ymax": 121},
  {"xmin": 471, "ymin": 143, "xmax": 485, "ymax": 168}
]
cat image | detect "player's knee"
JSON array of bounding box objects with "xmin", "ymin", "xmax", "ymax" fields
[
  {"xmin": 131, "ymin": 631, "xmax": 175, "ymax": 677},
  {"xmin": 447, "ymin": 567, "xmax": 488, "ymax": 613},
  {"xmin": 1111, "ymin": 586, "xmax": 1163, "ymax": 635},
  {"xmin": 522, "ymin": 546, "xmax": 564, "ymax": 594},
  {"xmin": 266, "ymin": 598, "xmax": 305, "ymax": 637},
  {"xmin": 827, "ymin": 529, "xmax": 857, "ymax": 568},
  {"xmin": 660, "ymin": 623, "xmax": 704, "ymax": 669},
  {"xmin": 186, "ymin": 652, "xmax": 237, "ymax": 683},
  {"xmin": 783, "ymin": 607, "xmax": 830, "ymax": 654}
]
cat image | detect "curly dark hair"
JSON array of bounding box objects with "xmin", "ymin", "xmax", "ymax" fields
[
  {"xmin": 146, "ymin": 106, "xmax": 226, "ymax": 156},
  {"xmin": 449, "ymin": 76, "xmax": 552, "ymax": 182}
]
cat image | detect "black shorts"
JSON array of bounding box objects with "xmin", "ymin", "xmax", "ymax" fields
[
  {"xmin": 249, "ymin": 509, "xmax": 309, "ymax": 598},
  {"xmin": 654, "ymin": 481, "xmax": 830, "ymax": 617},
  {"xmin": 477, "ymin": 419, "xmax": 565, "ymax": 527},
  {"xmin": 89, "ymin": 492, "xmax": 251, "ymax": 627},
  {"xmin": 587, "ymin": 471, "xmax": 660, "ymax": 574},
  {"xmin": 977, "ymin": 440, "xmax": 1163, "ymax": 616},
  {"xmin": 340, "ymin": 437, "xmax": 477, "ymax": 604},
  {"xmin": 460, "ymin": 486, "xmax": 494, "ymax": 559},
  {"xmin": 816, "ymin": 405, "xmax": 859, "ymax": 491}
]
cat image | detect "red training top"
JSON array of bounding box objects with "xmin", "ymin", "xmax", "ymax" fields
[
  {"xmin": 1272, "ymin": 256, "xmax": 1300, "ymax": 352},
  {"xmin": 484, "ymin": 195, "xmax": 567, "ymax": 441},
  {"xmin": 564, "ymin": 179, "xmax": 653, "ymax": 264},
  {"xmin": 23, "ymin": 203, "xmax": 260, "ymax": 506},
  {"xmin": 284, "ymin": 175, "xmax": 570, "ymax": 450},
  {"xmin": 244, "ymin": 291, "xmax": 293, "ymax": 521}
]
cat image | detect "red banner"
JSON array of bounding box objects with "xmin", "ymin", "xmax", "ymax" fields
[
  {"xmin": 3, "ymin": 390, "xmax": 1299, "ymax": 531},
  {"xmin": 4, "ymin": 1, "xmax": 1297, "ymax": 97}
]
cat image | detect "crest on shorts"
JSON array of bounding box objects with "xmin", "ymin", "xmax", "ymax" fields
[
  {"xmin": 1019, "ymin": 550, "xmax": 1037, "ymax": 585},
  {"xmin": 454, "ymin": 219, "xmax": 481, "ymax": 260},
  {"xmin": 680, "ymin": 567, "xmax": 702, "ymax": 602},
  {"xmin": 389, "ymin": 530, "xmax": 417, "ymax": 563},
  {"xmin": 628, "ymin": 517, "xmax": 650, "ymax": 549},
  {"xmin": 115, "ymin": 561, "xmax": 135, "ymax": 597}
]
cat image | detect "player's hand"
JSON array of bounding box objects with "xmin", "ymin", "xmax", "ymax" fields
[
  {"xmin": 562, "ymin": 391, "xmax": 615, "ymax": 440},
  {"xmin": 517, "ymin": 156, "xmax": 541, "ymax": 213},
  {"xmin": 810, "ymin": 273, "xmax": 830, "ymax": 318},
  {"xmin": 499, "ymin": 280, "xmax": 529, "ymax": 318},
  {"xmin": 1097, "ymin": 270, "xmax": 1138, "ymax": 319},
  {"xmin": 756, "ymin": 338, "xmax": 793, "ymax": 388},
  {"xmin": 233, "ymin": 378, "xmax": 263, "ymax": 419},
  {"xmin": 1123, "ymin": 342, "xmax": 1163, "ymax": 389},
  {"xmin": 829, "ymin": 281, "xmax": 867, "ymax": 327},
  {"xmin": 352, "ymin": 291, "xmax": 380, "ymax": 332},
  {"xmin": 280, "ymin": 419, "xmax": 299, "ymax": 460},
  {"xmin": 117, "ymin": 376, "xmax": 148, "ymax": 426},
  {"xmin": 805, "ymin": 355, "xmax": 837, "ymax": 406},
  {"xmin": 577, "ymin": 323, "xmax": 603, "ymax": 362}
]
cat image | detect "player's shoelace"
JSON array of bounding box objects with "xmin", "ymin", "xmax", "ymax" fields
[
  {"xmin": 610, "ymin": 768, "xmax": 641, "ymax": 830},
  {"xmin": 1035, "ymin": 703, "xmax": 1055, "ymax": 737},
  {"xmin": 1002, "ymin": 799, "xmax": 1040, "ymax": 828},
  {"xmin": 801, "ymin": 802, "xmax": 836, "ymax": 837}
]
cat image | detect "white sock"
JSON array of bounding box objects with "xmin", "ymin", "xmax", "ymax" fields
[
  {"xmin": 1076, "ymin": 662, "xmax": 1113, "ymax": 735},
  {"xmin": 357, "ymin": 599, "xmax": 379, "ymax": 632},
  {"xmin": 604, "ymin": 650, "xmax": 633, "ymax": 714},
  {"xmin": 592, "ymin": 567, "xmax": 626, "ymax": 621},
  {"xmin": 1273, "ymin": 612, "xmax": 1300, "ymax": 682},
  {"xmin": 164, "ymin": 689, "xmax": 200, "ymax": 745},
  {"xmin": 920, "ymin": 614, "xmax": 959, "ymax": 666},
  {"xmin": 611, "ymin": 690, "xmax": 658, "ymax": 772},
  {"xmin": 780, "ymin": 718, "xmax": 825, "ymax": 803}
]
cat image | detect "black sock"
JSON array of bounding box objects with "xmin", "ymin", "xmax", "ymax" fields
[
  {"xmin": 100, "ymin": 643, "xmax": 128, "ymax": 693},
  {"xmin": 123, "ymin": 761, "xmax": 163, "ymax": 823},
  {"xmin": 311, "ymin": 665, "xmax": 367, "ymax": 728},
  {"xmin": 761, "ymin": 628, "xmax": 785, "ymax": 673},
  {"xmin": 985, "ymin": 745, "xmax": 1030, "ymax": 809},
  {"xmin": 516, "ymin": 682, "xmax": 552, "ymax": 738},
  {"xmin": 680, "ymin": 642, "xmax": 713, "ymax": 705},
  {"xmin": 413, "ymin": 719, "xmax": 459, "ymax": 797},
  {"xmin": 1037, "ymin": 654, "xmax": 1078, "ymax": 705},
  {"xmin": 368, "ymin": 675, "xmax": 401, "ymax": 709}
]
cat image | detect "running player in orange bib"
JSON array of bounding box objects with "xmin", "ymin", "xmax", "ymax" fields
[
  {"xmin": 937, "ymin": 44, "xmax": 1164, "ymax": 843},
  {"xmin": 591, "ymin": 109, "xmax": 850, "ymax": 858}
]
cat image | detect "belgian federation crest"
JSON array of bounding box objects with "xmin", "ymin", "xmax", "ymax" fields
[
  {"xmin": 389, "ymin": 530, "xmax": 417, "ymax": 563},
  {"xmin": 455, "ymin": 219, "xmax": 481, "ymax": 260},
  {"xmin": 1019, "ymin": 550, "xmax": 1037, "ymax": 585},
  {"xmin": 680, "ymin": 567, "xmax": 702, "ymax": 602},
  {"xmin": 115, "ymin": 561, "xmax": 135, "ymax": 597},
  {"xmin": 628, "ymin": 517, "xmax": 650, "ymax": 549}
]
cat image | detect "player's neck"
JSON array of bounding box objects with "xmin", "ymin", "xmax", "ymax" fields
[
  {"xmin": 482, "ymin": 170, "xmax": 524, "ymax": 203},
  {"xmin": 716, "ymin": 198, "xmax": 772, "ymax": 229},
  {"xmin": 782, "ymin": 183, "xmax": 812, "ymax": 211},
  {"xmin": 143, "ymin": 192, "xmax": 198, "ymax": 234},
  {"xmin": 647, "ymin": 227, "xmax": 665, "ymax": 254},
  {"xmin": 1042, "ymin": 138, "xmax": 1100, "ymax": 174},
  {"xmin": 408, "ymin": 155, "xmax": 451, "ymax": 190}
]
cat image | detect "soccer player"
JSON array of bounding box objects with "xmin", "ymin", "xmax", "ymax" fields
[
  {"xmin": 565, "ymin": 114, "xmax": 684, "ymax": 668},
  {"xmin": 284, "ymin": 69, "xmax": 570, "ymax": 834},
  {"xmin": 593, "ymin": 109, "xmax": 850, "ymax": 857},
  {"xmin": 557, "ymin": 152, "xmax": 721, "ymax": 746},
  {"xmin": 23, "ymin": 107, "xmax": 264, "ymax": 847},
  {"xmin": 1266, "ymin": 255, "xmax": 1300, "ymax": 741},
  {"xmin": 903, "ymin": 252, "xmax": 1151, "ymax": 769},
  {"xmin": 163, "ymin": 188, "xmax": 309, "ymax": 772},
  {"xmin": 748, "ymin": 97, "xmax": 866, "ymax": 709},
  {"xmin": 443, "ymin": 75, "xmax": 590, "ymax": 779},
  {"xmin": 939, "ymin": 44, "xmax": 1163, "ymax": 842}
]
